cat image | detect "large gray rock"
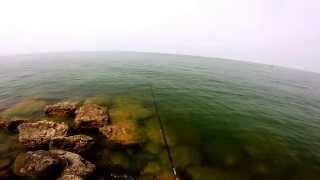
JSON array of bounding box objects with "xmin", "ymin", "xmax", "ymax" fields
[
  {"xmin": 75, "ymin": 103, "xmax": 108, "ymax": 129},
  {"xmin": 49, "ymin": 150, "xmax": 95, "ymax": 179},
  {"xmin": 18, "ymin": 120, "xmax": 68, "ymax": 148},
  {"xmin": 44, "ymin": 101, "xmax": 80, "ymax": 117},
  {"xmin": 49, "ymin": 135, "xmax": 94, "ymax": 153},
  {"xmin": 14, "ymin": 150, "xmax": 59, "ymax": 177}
]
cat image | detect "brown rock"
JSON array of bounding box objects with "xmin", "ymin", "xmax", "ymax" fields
[
  {"xmin": 58, "ymin": 174, "xmax": 84, "ymax": 180},
  {"xmin": 14, "ymin": 150, "xmax": 59, "ymax": 177},
  {"xmin": 75, "ymin": 103, "xmax": 108, "ymax": 129},
  {"xmin": 0, "ymin": 117, "xmax": 26, "ymax": 132},
  {"xmin": 49, "ymin": 135, "xmax": 94, "ymax": 153},
  {"xmin": 18, "ymin": 120, "xmax": 68, "ymax": 148},
  {"xmin": 49, "ymin": 150, "xmax": 95, "ymax": 179},
  {"xmin": 0, "ymin": 117, "xmax": 8, "ymax": 129},
  {"xmin": 45, "ymin": 101, "xmax": 80, "ymax": 117},
  {"xmin": 99, "ymin": 122, "xmax": 142, "ymax": 146}
]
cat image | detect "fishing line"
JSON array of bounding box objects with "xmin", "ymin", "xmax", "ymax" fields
[{"xmin": 149, "ymin": 84, "xmax": 179, "ymax": 180}]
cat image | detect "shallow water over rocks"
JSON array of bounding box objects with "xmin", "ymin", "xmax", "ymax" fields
[{"xmin": 0, "ymin": 52, "xmax": 320, "ymax": 179}]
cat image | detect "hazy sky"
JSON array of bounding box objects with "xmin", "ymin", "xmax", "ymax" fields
[{"xmin": 0, "ymin": 0, "xmax": 319, "ymax": 72}]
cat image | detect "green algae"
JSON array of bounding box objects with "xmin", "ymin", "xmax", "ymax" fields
[
  {"xmin": 0, "ymin": 98, "xmax": 47, "ymax": 119},
  {"xmin": 171, "ymin": 146, "xmax": 202, "ymax": 169},
  {"xmin": 110, "ymin": 97, "xmax": 152, "ymax": 124},
  {"xmin": 84, "ymin": 95, "xmax": 113, "ymax": 107},
  {"xmin": 142, "ymin": 161, "xmax": 161, "ymax": 174}
]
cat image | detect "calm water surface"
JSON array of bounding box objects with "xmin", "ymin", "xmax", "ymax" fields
[{"xmin": 0, "ymin": 52, "xmax": 320, "ymax": 179}]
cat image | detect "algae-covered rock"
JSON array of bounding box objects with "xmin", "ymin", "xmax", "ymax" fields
[
  {"xmin": 84, "ymin": 96, "xmax": 112, "ymax": 107},
  {"xmin": 145, "ymin": 142, "xmax": 162, "ymax": 154},
  {"xmin": 187, "ymin": 166, "xmax": 225, "ymax": 180},
  {"xmin": 154, "ymin": 174, "xmax": 175, "ymax": 180},
  {"xmin": 171, "ymin": 146, "xmax": 202, "ymax": 169},
  {"xmin": 145, "ymin": 120, "xmax": 176, "ymax": 147},
  {"xmin": 49, "ymin": 135, "xmax": 94, "ymax": 153},
  {"xmin": 49, "ymin": 150, "xmax": 96, "ymax": 179},
  {"xmin": 109, "ymin": 97, "xmax": 152, "ymax": 124},
  {"xmin": 222, "ymin": 150, "xmax": 244, "ymax": 168},
  {"xmin": 14, "ymin": 150, "xmax": 59, "ymax": 177},
  {"xmin": 1, "ymin": 98, "xmax": 47, "ymax": 118},
  {"xmin": 45, "ymin": 101, "xmax": 80, "ymax": 117},
  {"xmin": 187, "ymin": 166, "xmax": 250, "ymax": 180},
  {"xmin": 142, "ymin": 162, "xmax": 161, "ymax": 174},
  {"xmin": 99, "ymin": 122, "xmax": 144, "ymax": 146},
  {"xmin": 18, "ymin": 120, "xmax": 68, "ymax": 148},
  {"xmin": 75, "ymin": 103, "xmax": 108, "ymax": 129},
  {"xmin": 109, "ymin": 151, "xmax": 131, "ymax": 169}
]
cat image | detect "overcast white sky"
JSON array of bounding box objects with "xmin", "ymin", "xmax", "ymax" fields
[{"xmin": 0, "ymin": 0, "xmax": 319, "ymax": 72}]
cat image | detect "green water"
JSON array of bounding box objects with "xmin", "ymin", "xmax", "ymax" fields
[{"xmin": 0, "ymin": 52, "xmax": 320, "ymax": 179}]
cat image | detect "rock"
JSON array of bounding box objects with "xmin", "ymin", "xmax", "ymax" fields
[
  {"xmin": 45, "ymin": 101, "xmax": 80, "ymax": 117},
  {"xmin": 58, "ymin": 174, "xmax": 84, "ymax": 180},
  {"xmin": 18, "ymin": 120, "xmax": 68, "ymax": 148},
  {"xmin": 0, "ymin": 98, "xmax": 47, "ymax": 118},
  {"xmin": 0, "ymin": 117, "xmax": 26, "ymax": 132},
  {"xmin": 49, "ymin": 150, "xmax": 95, "ymax": 179},
  {"xmin": 49, "ymin": 135, "xmax": 94, "ymax": 153},
  {"xmin": 109, "ymin": 97, "xmax": 152, "ymax": 124},
  {"xmin": 142, "ymin": 162, "xmax": 161, "ymax": 174},
  {"xmin": 0, "ymin": 117, "xmax": 8, "ymax": 129},
  {"xmin": 154, "ymin": 175, "xmax": 175, "ymax": 180},
  {"xmin": 14, "ymin": 150, "xmax": 59, "ymax": 177},
  {"xmin": 99, "ymin": 122, "xmax": 142, "ymax": 146},
  {"xmin": 171, "ymin": 146, "xmax": 202, "ymax": 169},
  {"xmin": 75, "ymin": 103, "xmax": 108, "ymax": 129}
]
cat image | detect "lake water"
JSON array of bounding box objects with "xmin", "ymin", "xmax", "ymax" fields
[{"xmin": 0, "ymin": 52, "xmax": 320, "ymax": 179}]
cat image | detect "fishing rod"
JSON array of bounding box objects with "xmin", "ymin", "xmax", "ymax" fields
[{"xmin": 149, "ymin": 84, "xmax": 179, "ymax": 180}]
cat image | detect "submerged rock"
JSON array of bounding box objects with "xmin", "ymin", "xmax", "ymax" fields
[
  {"xmin": 49, "ymin": 135, "xmax": 94, "ymax": 153},
  {"xmin": 109, "ymin": 97, "xmax": 152, "ymax": 124},
  {"xmin": 75, "ymin": 103, "xmax": 108, "ymax": 129},
  {"xmin": 49, "ymin": 150, "xmax": 95, "ymax": 179},
  {"xmin": 14, "ymin": 150, "xmax": 59, "ymax": 177},
  {"xmin": 84, "ymin": 96, "xmax": 112, "ymax": 107},
  {"xmin": 171, "ymin": 146, "xmax": 202, "ymax": 169},
  {"xmin": 0, "ymin": 98, "xmax": 47, "ymax": 118},
  {"xmin": 45, "ymin": 101, "xmax": 80, "ymax": 117},
  {"xmin": 142, "ymin": 162, "xmax": 161, "ymax": 175},
  {"xmin": 154, "ymin": 175, "xmax": 175, "ymax": 180},
  {"xmin": 18, "ymin": 120, "xmax": 68, "ymax": 148},
  {"xmin": 99, "ymin": 122, "xmax": 142, "ymax": 146}
]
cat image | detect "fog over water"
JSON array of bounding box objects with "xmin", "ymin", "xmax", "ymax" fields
[{"xmin": 0, "ymin": 0, "xmax": 319, "ymax": 73}]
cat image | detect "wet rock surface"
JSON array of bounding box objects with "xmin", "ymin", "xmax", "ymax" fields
[
  {"xmin": 75, "ymin": 103, "xmax": 108, "ymax": 129},
  {"xmin": 18, "ymin": 120, "xmax": 68, "ymax": 148},
  {"xmin": 99, "ymin": 122, "xmax": 142, "ymax": 146},
  {"xmin": 0, "ymin": 117, "xmax": 26, "ymax": 132},
  {"xmin": 1, "ymin": 98, "xmax": 178, "ymax": 180},
  {"xmin": 45, "ymin": 101, "xmax": 80, "ymax": 117},
  {"xmin": 49, "ymin": 150, "xmax": 95, "ymax": 179},
  {"xmin": 49, "ymin": 135, "xmax": 94, "ymax": 153},
  {"xmin": 14, "ymin": 150, "xmax": 59, "ymax": 177},
  {"xmin": 0, "ymin": 117, "xmax": 8, "ymax": 129}
]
